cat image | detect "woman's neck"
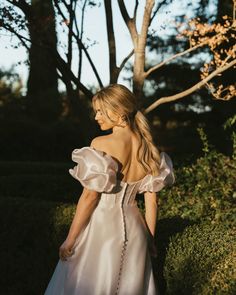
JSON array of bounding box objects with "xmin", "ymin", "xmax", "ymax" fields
[{"xmin": 112, "ymin": 124, "xmax": 132, "ymax": 135}]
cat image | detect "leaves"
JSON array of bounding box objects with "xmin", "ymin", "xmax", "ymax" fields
[
  {"xmin": 164, "ymin": 222, "xmax": 236, "ymax": 295},
  {"xmin": 159, "ymin": 128, "xmax": 236, "ymax": 225},
  {"xmin": 179, "ymin": 16, "xmax": 236, "ymax": 101}
]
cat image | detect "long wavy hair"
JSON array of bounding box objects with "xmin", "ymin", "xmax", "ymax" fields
[{"xmin": 92, "ymin": 84, "xmax": 160, "ymax": 175}]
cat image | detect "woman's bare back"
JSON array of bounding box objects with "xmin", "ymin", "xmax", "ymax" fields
[{"xmin": 92, "ymin": 131, "xmax": 147, "ymax": 183}]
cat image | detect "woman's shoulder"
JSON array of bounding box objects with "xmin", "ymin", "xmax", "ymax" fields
[
  {"xmin": 90, "ymin": 134, "xmax": 119, "ymax": 157},
  {"xmin": 90, "ymin": 134, "xmax": 111, "ymax": 149},
  {"xmin": 69, "ymin": 138, "xmax": 120, "ymax": 193}
]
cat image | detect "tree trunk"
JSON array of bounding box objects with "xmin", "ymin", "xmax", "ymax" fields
[
  {"xmin": 26, "ymin": 0, "xmax": 60, "ymax": 121},
  {"xmin": 133, "ymin": 49, "xmax": 145, "ymax": 100}
]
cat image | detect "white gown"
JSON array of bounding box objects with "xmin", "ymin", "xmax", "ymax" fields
[{"xmin": 44, "ymin": 147, "xmax": 175, "ymax": 295}]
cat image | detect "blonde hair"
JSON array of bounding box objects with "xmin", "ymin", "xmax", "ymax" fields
[{"xmin": 92, "ymin": 84, "xmax": 160, "ymax": 175}]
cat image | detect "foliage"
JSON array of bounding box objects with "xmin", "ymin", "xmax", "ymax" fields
[
  {"xmin": 0, "ymin": 158, "xmax": 84, "ymax": 203},
  {"xmin": 0, "ymin": 173, "xmax": 80, "ymax": 203},
  {"xmin": 154, "ymin": 217, "xmax": 195, "ymax": 294},
  {"xmin": 0, "ymin": 69, "xmax": 25, "ymax": 119},
  {"xmin": 164, "ymin": 221, "xmax": 236, "ymax": 295},
  {"xmin": 0, "ymin": 197, "xmax": 75, "ymax": 295},
  {"xmin": 179, "ymin": 14, "xmax": 236, "ymax": 100},
  {"xmin": 158, "ymin": 128, "xmax": 236, "ymax": 225},
  {"xmin": 224, "ymin": 114, "xmax": 236, "ymax": 160}
]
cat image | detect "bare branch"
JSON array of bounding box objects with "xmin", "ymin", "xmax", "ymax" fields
[
  {"xmin": 118, "ymin": 49, "xmax": 134, "ymax": 75},
  {"xmin": 1, "ymin": 22, "xmax": 30, "ymax": 50},
  {"xmin": 144, "ymin": 58, "xmax": 236, "ymax": 114},
  {"xmin": 6, "ymin": 0, "xmax": 30, "ymax": 15},
  {"xmin": 118, "ymin": 0, "xmax": 138, "ymax": 43},
  {"xmin": 54, "ymin": 0, "xmax": 74, "ymax": 68},
  {"xmin": 145, "ymin": 41, "xmax": 206, "ymax": 78},
  {"xmin": 139, "ymin": 0, "xmax": 155, "ymax": 46},
  {"xmin": 53, "ymin": 0, "xmax": 103, "ymax": 88},
  {"xmin": 54, "ymin": 51, "xmax": 93, "ymax": 99},
  {"xmin": 144, "ymin": 26, "xmax": 233, "ymax": 79},
  {"xmin": 1, "ymin": 25, "xmax": 93, "ymax": 98},
  {"xmin": 150, "ymin": 0, "xmax": 168, "ymax": 24},
  {"xmin": 133, "ymin": 0, "xmax": 139, "ymax": 23},
  {"xmin": 233, "ymin": 0, "xmax": 236, "ymax": 21},
  {"xmin": 118, "ymin": 0, "xmax": 131, "ymax": 24},
  {"xmin": 78, "ymin": 0, "xmax": 87, "ymax": 82},
  {"xmin": 67, "ymin": 0, "xmax": 74, "ymax": 67}
]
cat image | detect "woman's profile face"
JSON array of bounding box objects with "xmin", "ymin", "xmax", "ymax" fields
[{"xmin": 94, "ymin": 100, "xmax": 120, "ymax": 131}]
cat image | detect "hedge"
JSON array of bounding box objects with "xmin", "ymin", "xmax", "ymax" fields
[
  {"xmin": 0, "ymin": 197, "xmax": 75, "ymax": 295},
  {"xmin": 0, "ymin": 161, "xmax": 82, "ymax": 203},
  {"xmin": 0, "ymin": 160, "xmax": 70, "ymax": 176},
  {"xmin": 0, "ymin": 174, "xmax": 80, "ymax": 202},
  {"xmin": 159, "ymin": 149, "xmax": 236, "ymax": 225},
  {"xmin": 164, "ymin": 221, "xmax": 236, "ymax": 295}
]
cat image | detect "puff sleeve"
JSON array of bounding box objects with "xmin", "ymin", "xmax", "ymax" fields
[
  {"xmin": 69, "ymin": 147, "xmax": 119, "ymax": 193},
  {"xmin": 138, "ymin": 152, "xmax": 175, "ymax": 194}
]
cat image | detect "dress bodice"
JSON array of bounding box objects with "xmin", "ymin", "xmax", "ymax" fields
[{"xmin": 69, "ymin": 146, "xmax": 175, "ymax": 205}]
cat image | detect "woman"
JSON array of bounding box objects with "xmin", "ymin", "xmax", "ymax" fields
[{"xmin": 44, "ymin": 84, "xmax": 175, "ymax": 295}]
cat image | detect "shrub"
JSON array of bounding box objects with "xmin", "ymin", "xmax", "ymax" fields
[
  {"xmin": 164, "ymin": 221, "xmax": 236, "ymax": 295},
  {"xmin": 0, "ymin": 160, "xmax": 70, "ymax": 176},
  {"xmin": 154, "ymin": 217, "xmax": 195, "ymax": 294},
  {"xmin": 0, "ymin": 197, "xmax": 75, "ymax": 295},
  {"xmin": 0, "ymin": 174, "xmax": 81, "ymax": 202},
  {"xmin": 0, "ymin": 161, "xmax": 82, "ymax": 202},
  {"xmin": 159, "ymin": 144, "xmax": 236, "ymax": 225}
]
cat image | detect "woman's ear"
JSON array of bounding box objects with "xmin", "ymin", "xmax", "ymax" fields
[{"xmin": 117, "ymin": 115, "xmax": 128, "ymax": 127}]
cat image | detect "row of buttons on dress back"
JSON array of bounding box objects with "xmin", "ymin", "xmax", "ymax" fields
[{"xmin": 115, "ymin": 183, "xmax": 129, "ymax": 295}]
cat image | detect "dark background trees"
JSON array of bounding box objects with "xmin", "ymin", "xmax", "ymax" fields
[{"xmin": 0, "ymin": 0, "xmax": 235, "ymax": 161}]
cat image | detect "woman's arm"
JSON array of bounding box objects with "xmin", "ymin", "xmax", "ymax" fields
[
  {"xmin": 59, "ymin": 188, "xmax": 100, "ymax": 260},
  {"xmin": 144, "ymin": 191, "xmax": 158, "ymax": 237},
  {"xmin": 144, "ymin": 191, "xmax": 158, "ymax": 258}
]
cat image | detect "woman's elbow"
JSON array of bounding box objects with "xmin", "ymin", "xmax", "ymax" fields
[
  {"xmin": 144, "ymin": 192, "xmax": 158, "ymax": 203},
  {"xmin": 83, "ymin": 188, "xmax": 101, "ymax": 203}
]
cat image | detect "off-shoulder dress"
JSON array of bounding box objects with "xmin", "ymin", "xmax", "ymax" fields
[{"xmin": 44, "ymin": 146, "xmax": 175, "ymax": 295}]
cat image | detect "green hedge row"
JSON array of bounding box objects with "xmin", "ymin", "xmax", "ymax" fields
[
  {"xmin": 0, "ymin": 197, "xmax": 75, "ymax": 295},
  {"xmin": 159, "ymin": 149, "xmax": 236, "ymax": 225},
  {"xmin": 164, "ymin": 222, "xmax": 236, "ymax": 295},
  {"xmin": 0, "ymin": 174, "xmax": 81, "ymax": 202},
  {"xmin": 0, "ymin": 160, "xmax": 70, "ymax": 176},
  {"xmin": 0, "ymin": 161, "xmax": 82, "ymax": 203}
]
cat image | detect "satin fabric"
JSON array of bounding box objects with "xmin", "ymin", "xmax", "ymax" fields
[{"xmin": 44, "ymin": 147, "xmax": 175, "ymax": 295}]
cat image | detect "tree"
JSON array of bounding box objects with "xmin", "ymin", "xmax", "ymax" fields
[
  {"xmin": 27, "ymin": 0, "xmax": 61, "ymax": 121},
  {"xmin": 1, "ymin": 0, "xmax": 61, "ymax": 121},
  {"xmin": 0, "ymin": 0, "xmax": 235, "ymax": 117},
  {"xmin": 142, "ymin": 0, "xmax": 236, "ymax": 113}
]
